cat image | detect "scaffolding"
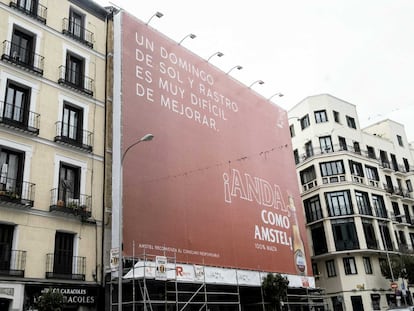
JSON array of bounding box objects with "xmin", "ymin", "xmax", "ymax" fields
[{"xmin": 108, "ymin": 251, "xmax": 328, "ymax": 311}]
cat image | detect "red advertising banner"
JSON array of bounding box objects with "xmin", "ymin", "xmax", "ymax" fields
[{"xmin": 118, "ymin": 11, "xmax": 311, "ymax": 275}]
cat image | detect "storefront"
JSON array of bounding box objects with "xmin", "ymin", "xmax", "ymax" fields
[{"xmin": 23, "ymin": 284, "xmax": 101, "ymax": 311}]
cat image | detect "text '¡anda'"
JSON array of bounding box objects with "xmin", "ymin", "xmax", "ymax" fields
[{"xmin": 223, "ymin": 168, "xmax": 288, "ymax": 212}]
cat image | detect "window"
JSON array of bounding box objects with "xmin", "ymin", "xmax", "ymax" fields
[
  {"xmin": 304, "ymin": 141, "xmax": 313, "ymax": 158},
  {"xmin": 349, "ymin": 160, "xmax": 364, "ymax": 177},
  {"xmin": 331, "ymin": 218, "xmax": 359, "ymax": 250},
  {"xmin": 365, "ymin": 165, "xmax": 379, "ymax": 182},
  {"xmin": 326, "ymin": 190, "xmax": 353, "ymax": 216},
  {"xmin": 363, "ymin": 257, "xmax": 373, "ymax": 274},
  {"xmin": 314, "ymin": 110, "xmax": 328, "ymax": 123},
  {"xmin": 390, "ymin": 154, "xmax": 398, "ymax": 171},
  {"xmin": 69, "ymin": 9, "xmax": 84, "ymax": 40},
  {"xmin": 346, "ymin": 115, "xmax": 356, "ymax": 129},
  {"xmin": 343, "ymin": 257, "xmax": 357, "ymax": 275},
  {"xmin": 311, "ymin": 224, "xmax": 328, "ymax": 255},
  {"xmin": 0, "ymin": 146, "xmax": 25, "ymax": 196},
  {"xmin": 397, "ymin": 135, "xmax": 404, "ymax": 147},
  {"xmin": 333, "ymin": 110, "xmax": 340, "ymax": 123},
  {"xmin": 58, "ymin": 162, "xmax": 80, "ymax": 203},
  {"xmin": 355, "ymin": 191, "xmax": 372, "ymax": 215},
  {"xmin": 407, "ymin": 180, "xmax": 413, "ymax": 193},
  {"xmin": 289, "ymin": 124, "xmax": 295, "ymax": 137},
  {"xmin": 403, "ymin": 204, "xmax": 410, "ymax": 224},
  {"xmin": 366, "ymin": 146, "xmax": 376, "ymax": 159},
  {"xmin": 338, "ymin": 136, "xmax": 347, "ymax": 151},
  {"xmin": 65, "ymin": 52, "xmax": 84, "ymax": 87},
  {"xmin": 372, "ymin": 194, "xmax": 387, "ymax": 218},
  {"xmin": 380, "ymin": 150, "xmax": 390, "ymax": 168},
  {"xmin": 312, "ymin": 262, "xmax": 319, "ymax": 276},
  {"xmin": 379, "ymin": 223, "xmax": 393, "ymax": 251},
  {"xmin": 392, "ymin": 202, "xmax": 402, "ymax": 222},
  {"xmin": 319, "ymin": 136, "xmax": 333, "ymax": 153},
  {"xmin": 304, "ymin": 195, "xmax": 323, "ymax": 222},
  {"xmin": 326, "ymin": 260, "xmax": 336, "ymax": 277},
  {"xmin": 300, "ymin": 114, "xmax": 310, "ymax": 130},
  {"xmin": 0, "ymin": 224, "xmax": 14, "ymax": 272},
  {"xmin": 353, "ymin": 141, "xmax": 361, "ymax": 154},
  {"xmin": 11, "ymin": 27, "xmax": 35, "ymax": 66},
  {"xmin": 62, "ymin": 102, "xmax": 83, "ymax": 143},
  {"xmin": 403, "ymin": 158, "xmax": 410, "ymax": 173},
  {"xmin": 320, "ymin": 160, "xmax": 344, "ymax": 177},
  {"xmin": 362, "ymin": 219, "xmax": 377, "ymax": 249},
  {"xmin": 293, "ymin": 149, "xmax": 299, "ymax": 165},
  {"xmin": 4, "ymin": 80, "xmax": 30, "ymax": 126},
  {"xmin": 300, "ymin": 165, "xmax": 316, "ymax": 185}
]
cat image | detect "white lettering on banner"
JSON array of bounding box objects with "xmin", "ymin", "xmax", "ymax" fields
[
  {"xmin": 222, "ymin": 168, "xmax": 287, "ymax": 212},
  {"xmin": 132, "ymin": 32, "xmax": 241, "ymax": 132},
  {"xmin": 223, "ymin": 168, "xmax": 296, "ymax": 252}
]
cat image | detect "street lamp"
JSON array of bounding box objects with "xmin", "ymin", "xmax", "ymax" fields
[
  {"xmin": 118, "ymin": 133, "xmax": 154, "ymax": 311},
  {"xmin": 248, "ymin": 80, "xmax": 264, "ymax": 88},
  {"xmin": 178, "ymin": 33, "xmax": 196, "ymax": 45},
  {"xmin": 226, "ymin": 65, "xmax": 243, "ymax": 75},
  {"xmin": 146, "ymin": 12, "xmax": 163, "ymax": 25},
  {"xmin": 207, "ymin": 51, "xmax": 224, "ymax": 62},
  {"xmin": 267, "ymin": 92, "xmax": 284, "ymax": 101}
]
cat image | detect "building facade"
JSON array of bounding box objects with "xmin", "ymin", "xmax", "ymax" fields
[
  {"xmin": 289, "ymin": 94, "xmax": 414, "ymax": 311},
  {"xmin": 0, "ymin": 0, "xmax": 107, "ymax": 310}
]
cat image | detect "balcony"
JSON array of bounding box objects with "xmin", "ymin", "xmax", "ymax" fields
[
  {"xmin": 0, "ymin": 177, "xmax": 35, "ymax": 207},
  {"xmin": 49, "ymin": 188, "xmax": 92, "ymax": 220},
  {"xmin": 54, "ymin": 121, "xmax": 93, "ymax": 152},
  {"xmin": 1, "ymin": 40, "xmax": 44, "ymax": 75},
  {"xmin": 0, "ymin": 249, "xmax": 26, "ymax": 277},
  {"xmin": 335, "ymin": 240, "xmax": 359, "ymax": 251},
  {"xmin": 62, "ymin": 18, "xmax": 94, "ymax": 48},
  {"xmin": 45, "ymin": 253, "xmax": 85, "ymax": 281},
  {"xmin": 9, "ymin": 0, "xmax": 47, "ymax": 23},
  {"xmin": 58, "ymin": 65, "xmax": 93, "ymax": 96},
  {"xmin": 0, "ymin": 101, "xmax": 40, "ymax": 135}
]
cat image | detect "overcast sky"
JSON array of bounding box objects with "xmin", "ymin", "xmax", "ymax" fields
[{"xmin": 94, "ymin": 0, "xmax": 414, "ymax": 142}]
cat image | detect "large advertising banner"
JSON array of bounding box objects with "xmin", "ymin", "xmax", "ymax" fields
[{"xmin": 117, "ymin": 11, "xmax": 311, "ymax": 275}]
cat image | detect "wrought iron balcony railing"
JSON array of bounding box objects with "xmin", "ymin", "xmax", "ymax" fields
[
  {"xmin": 0, "ymin": 177, "xmax": 35, "ymax": 207},
  {"xmin": 62, "ymin": 18, "xmax": 94, "ymax": 48},
  {"xmin": 1, "ymin": 40, "xmax": 44, "ymax": 75},
  {"xmin": 45, "ymin": 253, "xmax": 86, "ymax": 281},
  {"xmin": 54, "ymin": 121, "xmax": 93, "ymax": 152},
  {"xmin": 49, "ymin": 188, "xmax": 92, "ymax": 219},
  {"xmin": 0, "ymin": 249, "xmax": 26, "ymax": 277},
  {"xmin": 9, "ymin": 0, "xmax": 47, "ymax": 23},
  {"xmin": 58, "ymin": 65, "xmax": 93, "ymax": 96},
  {"xmin": 0, "ymin": 100, "xmax": 40, "ymax": 135}
]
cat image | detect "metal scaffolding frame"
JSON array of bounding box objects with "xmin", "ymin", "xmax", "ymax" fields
[{"xmin": 109, "ymin": 250, "xmax": 328, "ymax": 311}]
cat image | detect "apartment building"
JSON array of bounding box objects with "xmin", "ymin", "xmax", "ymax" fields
[
  {"xmin": 0, "ymin": 0, "xmax": 107, "ymax": 310},
  {"xmin": 289, "ymin": 94, "xmax": 414, "ymax": 311}
]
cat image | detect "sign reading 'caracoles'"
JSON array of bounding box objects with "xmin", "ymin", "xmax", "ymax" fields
[{"xmin": 116, "ymin": 11, "xmax": 311, "ymax": 275}]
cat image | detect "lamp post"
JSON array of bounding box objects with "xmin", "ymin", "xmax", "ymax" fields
[
  {"xmin": 118, "ymin": 133, "xmax": 154, "ymax": 311},
  {"xmin": 379, "ymin": 220, "xmax": 395, "ymax": 282},
  {"xmin": 248, "ymin": 80, "xmax": 264, "ymax": 88},
  {"xmin": 146, "ymin": 12, "xmax": 163, "ymax": 25},
  {"xmin": 207, "ymin": 51, "xmax": 224, "ymax": 62},
  {"xmin": 178, "ymin": 33, "xmax": 196, "ymax": 45}
]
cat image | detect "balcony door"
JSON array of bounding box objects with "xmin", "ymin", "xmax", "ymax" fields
[
  {"xmin": 69, "ymin": 9, "xmax": 84, "ymax": 39},
  {"xmin": 4, "ymin": 80, "xmax": 30, "ymax": 126},
  {"xmin": 62, "ymin": 103, "xmax": 83, "ymax": 143},
  {"xmin": 53, "ymin": 232, "xmax": 74, "ymax": 276},
  {"xmin": 66, "ymin": 53, "xmax": 84, "ymax": 87},
  {"xmin": 0, "ymin": 147, "xmax": 24, "ymax": 195},
  {"xmin": 58, "ymin": 163, "xmax": 80, "ymax": 203},
  {"xmin": 0, "ymin": 224, "xmax": 14, "ymax": 272},
  {"xmin": 11, "ymin": 27, "xmax": 34, "ymax": 65}
]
